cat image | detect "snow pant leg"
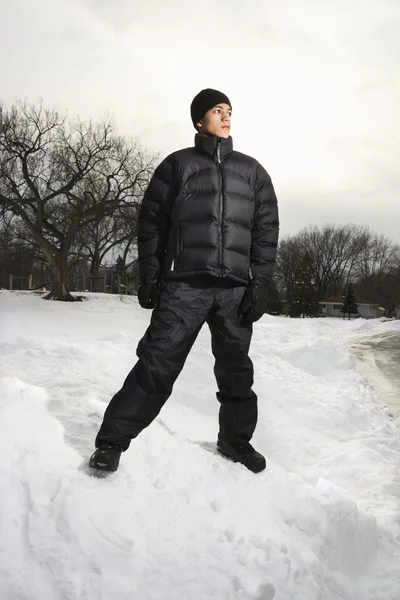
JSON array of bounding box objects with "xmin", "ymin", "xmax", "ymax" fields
[
  {"xmin": 207, "ymin": 285, "xmax": 258, "ymax": 445},
  {"xmin": 95, "ymin": 281, "xmax": 212, "ymax": 450}
]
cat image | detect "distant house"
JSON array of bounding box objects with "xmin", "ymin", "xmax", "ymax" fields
[{"xmin": 319, "ymin": 296, "xmax": 385, "ymax": 319}]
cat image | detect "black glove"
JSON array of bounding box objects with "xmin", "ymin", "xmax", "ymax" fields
[
  {"xmin": 239, "ymin": 282, "xmax": 268, "ymax": 324},
  {"xmin": 138, "ymin": 282, "xmax": 160, "ymax": 309}
]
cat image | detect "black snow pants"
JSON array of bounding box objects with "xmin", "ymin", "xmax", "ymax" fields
[{"xmin": 95, "ymin": 278, "xmax": 257, "ymax": 451}]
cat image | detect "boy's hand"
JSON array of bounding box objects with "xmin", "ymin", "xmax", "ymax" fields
[
  {"xmin": 138, "ymin": 282, "xmax": 160, "ymax": 309},
  {"xmin": 239, "ymin": 282, "xmax": 268, "ymax": 324}
]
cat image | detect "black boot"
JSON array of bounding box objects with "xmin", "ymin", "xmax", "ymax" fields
[
  {"xmin": 89, "ymin": 444, "xmax": 122, "ymax": 472},
  {"xmin": 217, "ymin": 439, "xmax": 266, "ymax": 473}
]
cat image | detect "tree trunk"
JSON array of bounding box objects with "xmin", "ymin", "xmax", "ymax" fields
[{"xmin": 44, "ymin": 251, "xmax": 77, "ymax": 301}]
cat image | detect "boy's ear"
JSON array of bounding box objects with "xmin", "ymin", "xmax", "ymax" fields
[{"xmin": 196, "ymin": 121, "xmax": 202, "ymax": 129}]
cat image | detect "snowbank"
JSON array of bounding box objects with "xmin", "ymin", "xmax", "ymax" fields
[{"xmin": 0, "ymin": 292, "xmax": 399, "ymax": 599}]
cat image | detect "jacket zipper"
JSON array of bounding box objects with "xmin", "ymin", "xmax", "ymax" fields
[
  {"xmin": 171, "ymin": 225, "xmax": 180, "ymax": 271},
  {"xmin": 216, "ymin": 138, "xmax": 223, "ymax": 272}
]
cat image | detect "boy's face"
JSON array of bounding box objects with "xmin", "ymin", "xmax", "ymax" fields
[{"xmin": 196, "ymin": 103, "xmax": 232, "ymax": 138}]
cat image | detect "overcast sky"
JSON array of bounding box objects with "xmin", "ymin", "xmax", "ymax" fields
[{"xmin": 1, "ymin": 0, "xmax": 399, "ymax": 242}]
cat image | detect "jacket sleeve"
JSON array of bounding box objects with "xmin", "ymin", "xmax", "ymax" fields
[
  {"xmin": 250, "ymin": 164, "xmax": 279, "ymax": 285},
  {"xmin": 138, "ymin": 156, "xmax": 176, "ymax": 283}
]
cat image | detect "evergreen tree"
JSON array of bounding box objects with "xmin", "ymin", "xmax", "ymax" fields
[{"xmin": 341, "ymin": 283, "xmax": 358, "ymax": 319}]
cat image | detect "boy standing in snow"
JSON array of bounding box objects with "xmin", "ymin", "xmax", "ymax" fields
[{"xmin": 90, "ymin": 89, "xmax": 279, "ymax": 473}]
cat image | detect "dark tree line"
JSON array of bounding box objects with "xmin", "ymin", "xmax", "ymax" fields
[{"xmin": 274, "ymin": 224, "xmax": 400, "ymax": 317}]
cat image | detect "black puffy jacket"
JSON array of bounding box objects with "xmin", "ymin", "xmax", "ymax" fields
[{"xmin": 138, "ymin": 134, "xmax": 279, "ymax": 286}]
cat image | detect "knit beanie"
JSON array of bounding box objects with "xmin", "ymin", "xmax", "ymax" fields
[{"xmin": 190, "ymin": 88, "xmax": 232, "ymax": 130}]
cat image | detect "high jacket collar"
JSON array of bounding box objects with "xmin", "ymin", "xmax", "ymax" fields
[{"xmin": 195, "ymin": 134, "xmax": 233, "ymax": 161}]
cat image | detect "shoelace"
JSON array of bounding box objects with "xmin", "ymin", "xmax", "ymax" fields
[
  {"xmin": 99, "ymin": 444, "xmax": 121, "ymax": 452},
  {"xmin": 235, "ymin": 442, "xmax": 255, "ymax": 453}
]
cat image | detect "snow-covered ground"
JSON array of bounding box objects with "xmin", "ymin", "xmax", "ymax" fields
[{"xmin": 1, "ymin": 290, "xmax": 400, "ymax": 600}]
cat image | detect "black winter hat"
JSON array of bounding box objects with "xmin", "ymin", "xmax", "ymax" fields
[{"xmin": 190, "ymin": 88, "xmax": 232, "ymax": 130}]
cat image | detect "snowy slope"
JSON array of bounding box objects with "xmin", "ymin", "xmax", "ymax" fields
[{"xmin": 0, "ymin": 291, "xmax": 400, "ymax": 600}]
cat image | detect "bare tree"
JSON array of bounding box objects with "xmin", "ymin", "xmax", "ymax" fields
[
  {"xmin": 356, "ymin": 233, "xmax": 400, "ymax": 282},
  {"xmin": 297, "ymin": 225, "xmax": 370, "ymax": 299},
  {"xmin": 111, "ymin": 204, "xmax": 140, "ymax": 274},
  {"xmin": 354, "ymin": 233, "xmax": 400, "ymax": 309},
  {"xmin": 276, "ymin": 225, "xmax": 372, "ymax": 303},
  {"xmin": 274, "ymin": 237, "xmax": 304, "ymax": 297},
  {"xmin": 0, "ymin": 212, "xmax": 39, "ymax": 288},
  {"xmin": 0, "ymin": 100, "xmax": 155, "ymax": 300},
  {"xmin": 73, "ymin": 215, "xmax": 126, "ymax": 291}
]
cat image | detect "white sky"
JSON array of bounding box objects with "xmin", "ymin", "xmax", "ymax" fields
[{"xmin": 1, "ymin": 0, "xmax": 399, "ymax": 242}]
